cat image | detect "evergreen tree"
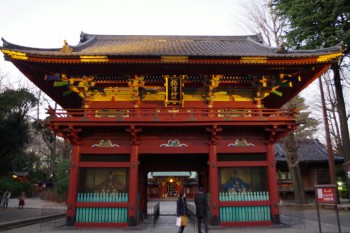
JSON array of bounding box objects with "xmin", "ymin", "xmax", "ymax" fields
[
  {"xmin": 271, "ymin": 0, "xmax": 350, "ymax": 162},
  {"xmin": 0, "ymin": 88, "xmax": 37, "ymax": 175},
  {"xmin": 282, "ymin": 95, "xmax": 319, "ymax": 204}
]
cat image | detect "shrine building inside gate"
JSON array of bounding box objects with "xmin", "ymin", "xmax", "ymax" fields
[{"xmin": 1, "ymin": 33, "xmax": 343, "ymax": 228}]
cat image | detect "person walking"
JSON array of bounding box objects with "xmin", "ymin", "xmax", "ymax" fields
[
  {"xmin": 2, "ymin": 190, "xmax": 11, "ymax": 209},
  {"xmin": 18, "ymin": 192, "xmax": 25, "ymax": 209},
  {"xmin": 0, "ymin": 189, "xmax": 3, "ymax": 205},
  {"xmin": 195, "ymin": 187, "xmax": 209, "ymax": 233},
  {"xmin": 176, "ymin": 190, "xmax": 188, "ymax": 233}
]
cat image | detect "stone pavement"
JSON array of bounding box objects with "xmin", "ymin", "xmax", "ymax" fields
[{"xmin": 1, "ymin": 198, "xmax": 350, "ymax": 233}]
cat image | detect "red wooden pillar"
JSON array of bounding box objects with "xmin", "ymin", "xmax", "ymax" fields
[
  {"xmin": 128, "ymin": 144, "xmax": 139, "ymax": 226},
  {"xmin": 267, "ymin": 142, "xmax": 280, "ymax": 223},
  {"xmin": 66, "ymin": 145, "xmax": 80, "ymax": 226},
  {"xmin": 209, "ymin": 143, "xmax": 219, "ymax": 225}
]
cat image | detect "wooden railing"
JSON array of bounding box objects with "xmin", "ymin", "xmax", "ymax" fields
[{"xmin": 47, "ymin": 107, "xmax": 297, "ymax": 123}]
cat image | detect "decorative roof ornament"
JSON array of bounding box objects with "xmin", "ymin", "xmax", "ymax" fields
[
  {"xmin": 60, "ymin": 40, "xmax": 72, "ymax": 53},
  {"xmin": 80, "ymin": 32, "xmax": 88, "ymax": 43},
  {"xmin": 276, "ymin": 42, "xmax": 286, "ymax": 54}
]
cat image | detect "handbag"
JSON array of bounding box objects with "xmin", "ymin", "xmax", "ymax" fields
[
  {"xmin": 176, "ymin": 217, "xmax": 181, "ymax": 226},
  {"xmin": 181, "ymin": 215, "xmax": 188, "ymax": 226}
]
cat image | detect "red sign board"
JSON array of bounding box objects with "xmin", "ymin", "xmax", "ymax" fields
[{"xmin": 316, "ymin": 187, "xmax": 336, "ymax": 204}]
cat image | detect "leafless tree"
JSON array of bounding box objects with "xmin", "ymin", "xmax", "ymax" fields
[
  {"xmin": 239, "ymin": 0, "xmax": 309, "ymax": 203},
  {"xmin": 238, "ymin": 0, "xmax": 287, "ymax": 47},
  {"xmin": 0, "ymin": 69, "xmax": 8, "ymax": 92}
]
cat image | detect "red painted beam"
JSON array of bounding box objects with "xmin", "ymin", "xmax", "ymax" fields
[
  {"xmin": 217, "ymin": 161, "xmax": 268, "ymax": 167},
  {"xmin": 78, "ymin": 162, "xmax": 130, "ymax": 168}
]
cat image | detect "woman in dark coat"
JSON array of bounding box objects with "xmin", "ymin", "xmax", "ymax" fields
[{"xmin": 176, "ymin": 190, "xmax": 188, "ymax": 233}]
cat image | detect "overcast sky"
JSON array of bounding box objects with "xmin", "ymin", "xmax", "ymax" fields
[
  {"xmin": 0, "ymin": 0, "xmax": 249, "ymax": 79},
  {"xmin": 0, "ymin": 0, "xmax": 246, "ymax": 46}
]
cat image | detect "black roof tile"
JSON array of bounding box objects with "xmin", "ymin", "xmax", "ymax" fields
[
  {"xmin": 1, "ymin": 32, "xmax": 342, "ymax": 58},
  {"xmin": 275, "ymin": 139, "xmax": 344, "ymax": 163}
]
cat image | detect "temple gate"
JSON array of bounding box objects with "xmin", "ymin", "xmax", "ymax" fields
[{"xmin": 1, "ymin": 33, "xmax": 342, "ymax": 228}]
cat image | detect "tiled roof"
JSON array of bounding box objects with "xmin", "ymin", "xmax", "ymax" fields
[
  {"xmin": 1, "ymin": 32, "xmax": 342, "ymax": 57},
  {"xmin": 275, "ymin": 139, "xmax": 344, "ymax": 163},
  {"xmin": 13, "ymin": 171, "xmax": 29, "ymax": 176}
]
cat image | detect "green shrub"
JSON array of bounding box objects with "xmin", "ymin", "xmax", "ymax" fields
[{"xmin": 0, "ymin": 176, "xmax": 33, "ymax": 197}]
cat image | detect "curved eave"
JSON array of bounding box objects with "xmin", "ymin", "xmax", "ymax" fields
[{"xmin": 0, "ymin": 48, "xmax": 343, "ymax": 66}]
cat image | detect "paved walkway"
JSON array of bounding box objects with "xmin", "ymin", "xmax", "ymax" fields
[
  {"xmin": 0, "ymin": 198, "xmax": 65, "ymax": 225},
  {"xmin": 1, "ymin": 198, "xmax": 350, "ymax": 233}
]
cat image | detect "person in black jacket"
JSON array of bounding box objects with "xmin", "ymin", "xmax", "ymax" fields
[
  {"xmin": 194, "ymin": 187, "xmax": 209, "ymax": 233},
  {"xmin": 176, "ymin": 190, "xmax": 188, "ymax": 233}
]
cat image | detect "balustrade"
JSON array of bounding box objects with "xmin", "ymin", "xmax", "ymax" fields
[
  {"xmin": 75, "ymin": 193, "xmax": 129, "ymax": 223},
  {"xmin": 48, "ymin": 108, "xmax": 296, "ymax": 122},
  {"xmin": 219, "ymin": 191, "xmax": 271, "ymax": 223},
  {"xmin": 77, "ymin": 192, "xmax": 128, "ymax": 202},
  {"xmin": 76, "ymin": 207, "xmax": 127, "ymax": 223}
]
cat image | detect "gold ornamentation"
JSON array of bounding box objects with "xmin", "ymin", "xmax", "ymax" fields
[
  {"xmin": 92, "ymin": 140, "xmax": 120, "ymax": 148},
  {"xmin": 1, "ymin": 49, "xmax": 28, "ymax": 60},
  {"xmin": 317, "ymin": 52, "xmax": 342, "ymax": 62},
  {"xmin": 218, "ymin": 109, "xmax": 251, "ymax": 118},
  {"xmin": 61, "ymin": 75, "xmax": 96, "ymax": 100},
  {"xmin": 170, "ymin": 79, "xmax": 179, "ymax": 100},
  {"xmin": 164, "ymin": 75, "xmax": 184, "ymax": 106},
  {"xmin": 203, "ymin": 75, "xmax": 221, "ymax": 101},
  {"xmin": 128, "ymin": 75, "xmax": 145, "ymax": 100},
  {"xmin": 168, "ymin": 109, "xmax": 179, "ymax": 113},
  {"xmin": 80, "ymin": 55, "xmax": 108, "ymax": 63},
  {"xmin": 259, "ymin": 76, "xmax": 269, "ymax": 87},
  {"xmin": 60, "ymin": 40, "xmax": 73, "ymax": 53},
  {"xmin": 95, "ymin": 109, "xmax": 129, "ymax": 118},
  {"xmin": 240, "ymin": 57, "xmax": 267, "ymax": 64},
  {"xmin": 228, "ymin": 139, "xmax": 255, "ymax": 147},
  {"xmin": 161, "ymin": 56, "xmax": 188, "ymax": 63}
]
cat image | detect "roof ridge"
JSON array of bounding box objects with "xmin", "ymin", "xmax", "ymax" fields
[{"xmin": 80, "ymin": 31, "xmax": 262, "ymax": 41}]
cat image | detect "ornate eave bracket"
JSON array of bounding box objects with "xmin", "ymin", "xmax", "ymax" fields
[
  {"xmin": 128, "ymin": 75, "xmax": 145, "ymax": 107},
  {"xmin": 252, "ymin": 73, "xmax": 302, "ymax": 100},
  {"xmin": 265, "ymin": 123, "xmax": 298, "ymax": 142},
  {"xmin": 48, "ymin": 74, "xmax": 97, "ymax": 106},
  {"xmin": 206, "ymin": 125, "xmax": 223, "ymax": 144},
  {"xmin": 203, "ymin": 75, "xmax": 221, "ymax": 107},
  {"xmin": 56, "ymin": 126, "xmax": 82, "ymax": 145},
  {"xmin": 125, "ymin": 125, "xmax": 142, "ymax": 145}
]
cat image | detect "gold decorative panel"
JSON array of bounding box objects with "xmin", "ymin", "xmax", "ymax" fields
[{"xmin": 164, "ymin": 75, "xmax": 184, "ymax": 106}]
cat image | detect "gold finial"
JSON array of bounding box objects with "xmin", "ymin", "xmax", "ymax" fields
[{"xmin": 60, "ymin": 40, "xmax": 73, "ymax": 53}]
